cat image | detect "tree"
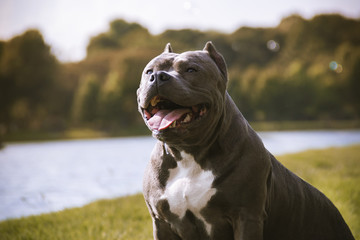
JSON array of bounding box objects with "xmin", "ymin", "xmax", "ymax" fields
[
  {"xmin": 87, "ymin": 19, "xmax": 151, "ymax": 55},
  {"xmin": 72, "ymin": 73, "xmax": 100, "ymax": 124},
  {"xmin": 0, "ymin": 30, "xmax": 59, "ymax": 130}
]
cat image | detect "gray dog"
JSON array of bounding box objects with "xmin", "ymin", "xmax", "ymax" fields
[{"xmin": 136, "ymin": 42, "xmax": 354, "ymax": 240}]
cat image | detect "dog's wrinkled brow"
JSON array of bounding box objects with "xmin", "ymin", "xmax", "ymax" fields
[{"xmin": 152, "ymin": 55, "xmax": 175, "ymax": 70}]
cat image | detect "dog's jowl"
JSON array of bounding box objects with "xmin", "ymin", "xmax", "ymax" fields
[{"xmin": 136, "ymin": 42, "xmax": 355, "ymax": 240}]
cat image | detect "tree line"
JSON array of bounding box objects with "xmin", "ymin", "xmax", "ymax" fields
[{"xmin": 1, "ymin": 14, "xmax": 359, "ymax": 136}]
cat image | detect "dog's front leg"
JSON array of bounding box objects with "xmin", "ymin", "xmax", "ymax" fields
[
  {"xmin": 232, "ymin": 216, "xmax": 264, "ymax": 240},
  {"xmin": 153, "ymin": 218, "xmax": 181, "ymax": 240}
]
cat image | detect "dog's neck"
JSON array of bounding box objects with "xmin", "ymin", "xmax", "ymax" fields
[
  {"xmin": 160, "ymin": 92, "xmax": 250, "ymax": 165},
  {"xmin": 218, "ymin": 92, "xmax": 250, "ymax": 151}
]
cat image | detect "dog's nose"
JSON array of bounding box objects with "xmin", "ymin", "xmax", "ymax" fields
[
  {"xmin": 158, "ymin": 72, "xmax": 170, "ymax": 81},
  {"xmin": 150, "ymin": 71, "xmax": 171, "ymax": 83}
]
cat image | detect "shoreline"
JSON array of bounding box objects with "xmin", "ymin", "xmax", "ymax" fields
[{"xmin": 2, "ymin": 120, "xmax": 360, "ymax": 143}]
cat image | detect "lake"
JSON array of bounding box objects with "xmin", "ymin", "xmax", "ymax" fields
[{"xmin": 1, "ymin": 130, "xmax": 360, "ymax": 221}]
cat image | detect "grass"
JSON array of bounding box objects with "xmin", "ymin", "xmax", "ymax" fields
[
  {"xmin": 0, "ymin": 194, "xmax": 153, "ymax": 240},
  {"xmin": 0, "ymin": 145, "xmax": 359, "ymax": 239}
]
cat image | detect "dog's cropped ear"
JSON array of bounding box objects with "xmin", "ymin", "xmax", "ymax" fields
[
  {"xmin": 164, "ymin": 43, "xmax": 173, "ymax": 53},
  {"xmin": 203, "ymin": 41, "xmax": 228, "ymax": 81}
]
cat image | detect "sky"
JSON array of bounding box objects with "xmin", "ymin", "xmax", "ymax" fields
[{"xmin": 1, "ymin": 0, "xmax": 359, "ymax": 62}]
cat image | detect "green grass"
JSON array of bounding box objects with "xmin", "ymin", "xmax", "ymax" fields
[
  {"xmin": 0, "ymin": 194, "xmax": 153, "ymax": 240},
  {"xmin": 1, "ymin": 145, "xmax": 359, "ymax": 239}
]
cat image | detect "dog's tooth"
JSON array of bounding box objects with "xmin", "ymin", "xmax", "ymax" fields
[
  {"xmin": 183, "ymin": 113, "xmax": 191, "ymax": 123},
  {"xmin": 150, "ymin": 96, "xmax": 161, "ymax": 107},
  {"xmin": 170, "ymin": 121, "xmax": 177, "ymax": 128}
]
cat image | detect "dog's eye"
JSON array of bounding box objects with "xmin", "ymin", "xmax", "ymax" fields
[
  {"xmin": 146, "ymin": 69, "xmax": 153, "ymax": 75},
  {"xmin": 186, "ymin": 68, "xmax": 197, "ymax": 73}
]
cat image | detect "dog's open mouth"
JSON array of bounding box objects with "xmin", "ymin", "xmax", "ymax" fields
[{"xmin": 143, "ymin": 96, "xmax": 208, "ymax": 131}]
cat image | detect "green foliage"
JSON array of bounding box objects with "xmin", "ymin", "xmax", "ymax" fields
[
  {"xmin": 1, "ymin": 145, "xmax": 359, "ymax": 239},
  {"xmin": 1, "ymin": 15, "xmax": 360, "ymax": 137},
  {"xmin": 227, "ymin": 14, "xmax": 360, "ymax": 121},
  {"xmin": 0, "ymin": 30, "xmax": 61, "ymax": 131},
  {"xmin": 257, "ymin": 76, "xmax": 320, "ymax": 120},
  {"xmin": 87, "ymin": 19, "xmax": 151, "ymax": 55},
  {"xmin": 72, "ymin": 73, "xmax": 101, "ymax": 123}
]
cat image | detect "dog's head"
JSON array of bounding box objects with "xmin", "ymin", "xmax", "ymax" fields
[{"xmin": 137, "ymin": 42, "xmax": 228, "ymax": 147}]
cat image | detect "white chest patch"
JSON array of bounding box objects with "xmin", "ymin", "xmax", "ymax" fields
[{"xmin": 161, "ymin": 151, "xmax": 216, "ymax": 234}]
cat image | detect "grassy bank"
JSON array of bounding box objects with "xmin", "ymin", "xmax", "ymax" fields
[
  {"xmin": 0, "ymin": 194, "xmax": 153, "ymax": 240},
  {"xmin": 1, "ymin": 145, "xmax": 359, "ymax": 239}
]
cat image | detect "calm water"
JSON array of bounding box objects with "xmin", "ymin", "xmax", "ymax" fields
[{"xmin": 1, "ymin": 130, "xmax": 360, "ymax": 221}]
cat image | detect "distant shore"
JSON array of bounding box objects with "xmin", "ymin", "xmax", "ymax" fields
[{"xmin": 2, "ymin": 120, "xmax": 360, "ymax": 143}]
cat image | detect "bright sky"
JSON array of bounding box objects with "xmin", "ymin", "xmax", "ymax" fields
[{"xmin": 1, "ymin": 0, "xmax": 359, "ymax": 62}]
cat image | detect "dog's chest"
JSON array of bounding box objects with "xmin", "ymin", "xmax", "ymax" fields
[{"xmin": 161, "ymin": 151, "xmax": 216, "ymax": 233}]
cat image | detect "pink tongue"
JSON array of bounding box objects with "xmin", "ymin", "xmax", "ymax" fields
[{"xmin": 148, "ymin": 108, "xmax": 191, "ymax": 131}]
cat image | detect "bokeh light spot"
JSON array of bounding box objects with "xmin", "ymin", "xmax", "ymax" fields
[
  {"xmin": 267, "ymin": 40, "xmax": 280, "ymax": 52},
  {"xmin": 329, "ymin": 61, "xmax": 343, "ymax": 73}
]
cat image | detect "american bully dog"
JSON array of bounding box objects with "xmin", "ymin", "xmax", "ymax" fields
[{"xmin": 136, "ymin": 42, "xmax": 355, "ymax": 240}]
